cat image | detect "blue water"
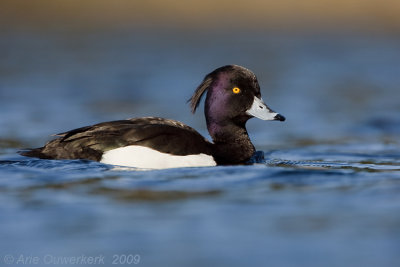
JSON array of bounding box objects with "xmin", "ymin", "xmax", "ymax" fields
[{"xmin": 1, "ymin": 30, "xmax": 400, "ymax": 266}]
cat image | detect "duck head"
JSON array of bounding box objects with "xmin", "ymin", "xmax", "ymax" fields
[{"xmin": 189, "ymin": 65, "xmax": 285, "ymax": 138}]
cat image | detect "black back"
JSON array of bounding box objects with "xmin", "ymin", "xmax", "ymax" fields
[{"xmin": 21, "ymin": 117, "xmax": 213, "ymax": 161}]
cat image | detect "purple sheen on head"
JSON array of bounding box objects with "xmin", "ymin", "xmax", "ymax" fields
[
  {"xmin": 204, "ymin": 73, "xmax": 232, "ymax": 136},
  {"xmin": 206, "ymin": 89, "xmax": 228, "ymax": 118},
  {"xmin": 213, "ymin": 72, "xmax": 230, "ymax": 90},
  {"xmin": 205, "ymin": 74, "xmax": 229, "ymax": 117}
]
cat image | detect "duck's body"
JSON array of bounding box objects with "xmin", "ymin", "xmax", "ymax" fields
[
  {"xmin": 21, "ymin": 65, "xmax": 285, "ymax": 169},
  {"xmin": 24, "ymin": 117, "xmax": 217, "ymax": 169}
]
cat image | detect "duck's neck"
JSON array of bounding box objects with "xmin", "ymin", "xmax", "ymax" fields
[{"xmin": 207, "ymin": 121, "xmax": 255, "ymax": 165}]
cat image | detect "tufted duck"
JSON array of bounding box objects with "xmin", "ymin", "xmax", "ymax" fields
[{"xmin": 20, "ymin": 65, "xmax": 285, "ymax": 169}]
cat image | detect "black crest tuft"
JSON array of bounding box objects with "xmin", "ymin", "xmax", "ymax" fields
[
  {"xmin": 188, "ymin": 75, "xmax": 213, "ymax": 113},
  {"xmin": 188, "ymin": 65, "xmax": 241, "ymax": 113}
]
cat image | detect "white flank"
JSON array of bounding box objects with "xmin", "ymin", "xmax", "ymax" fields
[{"xmin": 101, "ymin": 145, "xmax": 216, "ymax": 169}]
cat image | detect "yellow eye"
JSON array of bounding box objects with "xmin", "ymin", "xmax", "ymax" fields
[{"xmin": 232, "ymin": 87, "xmax": 241, "ymax": 94}]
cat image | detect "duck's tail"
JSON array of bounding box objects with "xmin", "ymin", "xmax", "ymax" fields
[{"xmin": 18, "ymin": 147, "xmax": 49, "ymax": 159}]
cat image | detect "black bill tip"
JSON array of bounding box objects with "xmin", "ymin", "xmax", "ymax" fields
[{"xmin": 274, "ymin": 114, "xmax": 286, "ymax": 121}]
